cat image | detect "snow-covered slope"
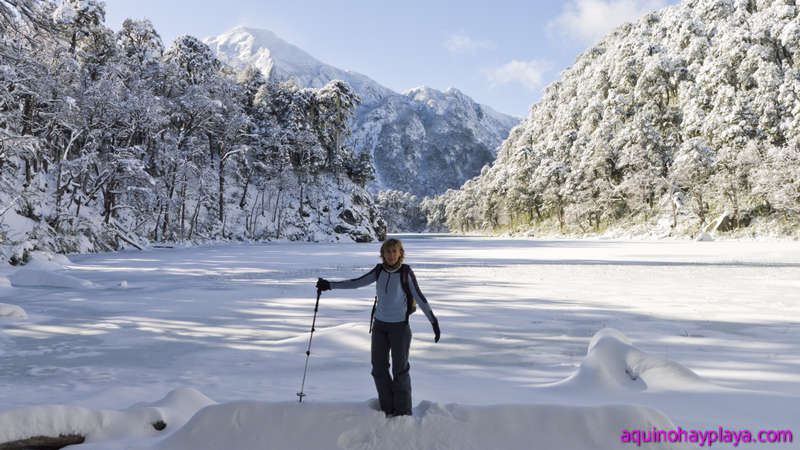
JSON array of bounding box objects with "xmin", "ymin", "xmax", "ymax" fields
[
  {"xmin": 432, "ymin": 0, "xmax": 800, "ymax": 236},
  {"xmin": 204, "ymin": 26, "xmax": 394, "ymax": 106},
  {"xmin": 355, "ymin": 86, "xmax": 519, "ymax": 196},
  {"xmin": 157, "ymin": 400, "xmax": 675, "ymax": 450},
  {"xmin": 205, "ymin": 26, "xmax": 520, "ymax": 197}
]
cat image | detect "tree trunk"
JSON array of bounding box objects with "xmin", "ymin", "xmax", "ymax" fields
[
  {"xmin": 21, "ymin": 95, "xmax": 33, "ymax": 135},
  {"xmin": 103, "ymin": 185, "xmax": 113, "ymax": 224},
  {"xmin": 188, "ymin": 196, "xmax": 201, "ymax": 240},
  {"xmin": 23, "ymin": 157, "xmax": 31, "ymax": 186},
  {"xmin": 70, "ymin": 30, "xmax": 78, "ymax": 54},
  {"xmin": 239, "ymin": 170, "xmax": 251, "ymax": 209},
  {"xmin": 670, "ymin": 186, "xmax": 677, "ymax": 229},
  {"xmin": 55, "ymin": 159, "xmax": 65, "ymax": 229},
  {"xmin": 261, "ymin": 187, "xmax": 266, "ymax": 217},
  {"xmin": 218, "ymin": 160, "xmax": 225, "ymax": 224},
  {"xmin": 276, "ymin": 199, "xmax": 282, "ymax": 239},
  {"xmin": 162, "ymin": 166, "xmax": 178, "ymax": 239},
  {"xmin": 0, "ymin": 433, "xmax": 85, "ymax": 450},
  {"xmin": 247, "ymin": 190, "xmax": 260, "ymax": 236},
  {"xmin": 298, "ymin": 176, "xmax": 304, "ymax": 217},
  {"xmin": 179, "ymin": 175, "xmax": 187, "ymax": 241},
  {"xmin": 695, "ymin": 193, "xmax": 707, "ymax": 227},
  {"xmin": 153, "ymin": 202, "xmax": 163, "ymax": 241},
  {"xmin": 273, "ymin": 187, "xmax": 282, "ymax": 223}
]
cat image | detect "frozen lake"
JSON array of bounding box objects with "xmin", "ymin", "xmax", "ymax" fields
[{"xmin": 1, "ymin": 235, "xmax": 798, "ymax": 448}]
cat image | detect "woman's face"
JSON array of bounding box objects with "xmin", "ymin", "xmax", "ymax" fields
[{"xmin": 383, "ymin": 246, "xmax": 401, "ymax": 266}]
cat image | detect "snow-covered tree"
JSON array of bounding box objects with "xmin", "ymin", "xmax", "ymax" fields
[
  {"xmin": 1, "ymin": 5, "xmax": 385, "ymax": 259},
  {"xmin": 436, "ymin": 0, "xmax": 800, "ymax": 237},
  {"xmin": 117, "ymin": 18, "xmax": 163, "ymax": 67},
  {"xmin": 376, "ymin": 190, "xmax": 426, "ymax": 232},
  {"xmin": 314, "ymin": 80, "xmax": 360, "ymax": 172}
]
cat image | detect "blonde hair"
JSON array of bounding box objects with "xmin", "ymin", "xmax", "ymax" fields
[{"xmin": 380, "ymin": 238, "xmax": 405, "ymax": 265}]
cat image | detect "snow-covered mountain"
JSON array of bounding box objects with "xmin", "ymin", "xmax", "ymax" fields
[
  {"xmin": 204, "ymin": 26, "xmax": 520, "ymax": 197},
  {"xmin": 354, "ymin": 86, "xmax": 518, "ymax": 197},
  {"xmin": 204, "ymin": 26, "xmax": 394, "ymax": 106},
  {"xmin": 427, "ymin": 0, "xmax": 800, "ymax": 237}
]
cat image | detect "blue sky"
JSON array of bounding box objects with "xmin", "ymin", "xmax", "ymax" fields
[{"xmin": 103, "ymin": 0, "xmax": 680, "ymax": 118}]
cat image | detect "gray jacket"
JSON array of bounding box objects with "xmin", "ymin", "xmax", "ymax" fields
[{"xmin": 330, "ymin": 264, "xmax": 435, "ymax": 324}]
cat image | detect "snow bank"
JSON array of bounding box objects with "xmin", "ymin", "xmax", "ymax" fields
[
  {"xmin": 11, "ymin": 250, "xmax": 73, "ymax": 272},
  {"xmin": 0, "ymin": 387, "xmax": 679, "ymax": 450},
  {"xmin": 552, "ymin": 328, "xmax": 715, "ymax": 393},
  {"xmin": 8, "ymin": 268, "xmax": 97, "ymax": 289},
  {"xmin": 0, "ymin": 388, "xmax": 213, "ymax": 445},
  {"xmin": 696, "ymin": 232, "xmax": 714, "ymax": 242},
  {"xmin": 0, "ymin": 302, "xmax": 27, "ymax": 320},
  {"xmin": 0, "ymin": 210, "xmax": 36, "ymax": 242},
  {"xmin": 7, "ymin": 252, "xmax": 96, "ymax": 289},
  {"xmin": 158, "ymin": 400, "xmax": 676, "ymax": 450},
  {"xmin": 26, "ymin": 251, "xmax": 73, "ymax": 269}
]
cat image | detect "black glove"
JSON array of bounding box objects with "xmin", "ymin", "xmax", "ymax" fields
[
  {"xmin": 431, "ymin": 317, "xmax": 440, "ymax": 343},
  {"xmin": 316, "ymin": 278, "xmax": 331, "ymax": 291}
]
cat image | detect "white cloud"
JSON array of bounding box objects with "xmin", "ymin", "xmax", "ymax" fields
[
  {"xmin": 549, "ymin": 0, "xmax": 670, "ymax": 45},
  {"xmin": 487, "ymin": 60, "xmax": 552, "ymax": 91},
  {"xmin": 444, "ymin": 33, "xmax": 496, "ymax": 53}
]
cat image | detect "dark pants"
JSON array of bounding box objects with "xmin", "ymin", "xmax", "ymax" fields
[{"xmin": 371, "ymin": 319, "xmax": 412, "ymax": 415}]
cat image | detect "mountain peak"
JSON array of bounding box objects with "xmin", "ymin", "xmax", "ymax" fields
[
  {"xmin": 204, "ymin": 26, "xmax": 520, "ymax": 197},
  {"xmin": 404, "ymin": 86, "xmax": 465, "ymax": 99},
  {"xmin": 205, "ymin": 26, "xmax": 394, "ymax": 103},
  {"xmin": 403, "ymin": 86, "xmax": 481, "ymax": 117},
  {"xmin": 204, "ymin": 26, "xmax": 320, "ymax": 79}
]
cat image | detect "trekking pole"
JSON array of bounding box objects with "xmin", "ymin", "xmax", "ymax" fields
[{"xmin": 297, "ymin": 288, "xmax": 322, "ymax": 403}]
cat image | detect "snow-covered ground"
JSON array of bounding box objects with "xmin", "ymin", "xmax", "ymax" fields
[{"xmin": 0, "ymin": 235, "xmax": 797, "ymax": 449}]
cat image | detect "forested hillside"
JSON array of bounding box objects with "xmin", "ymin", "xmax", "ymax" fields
[
  {"xmin": 428, "ymin": 0, "xmax": 800, "ymax": 237},
  {"xmin": 205, "ymin": 27, "xmax": 520, "ymax": 198},
  {"xmin": 0, "ymin": 1, "xmax": 385, "ymax": 263}
]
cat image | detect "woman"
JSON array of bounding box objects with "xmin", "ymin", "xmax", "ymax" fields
[{"xmin": 316, "ymin": 238, "xmax": 440, "ymax": 417}]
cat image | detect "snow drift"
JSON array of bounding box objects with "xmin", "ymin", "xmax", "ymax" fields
[
  {"xmin": 7, "ymin": 251, "xmax": 97, "ymax": 289},
  {"xmin": 0, "ymin": 388, "xmax": 214, "ymax": 445},
  {"xmin": 550, "ymin": 328, "xmax": 716, "ymax": 393},
  {"xmin": 0, "ymin": 303, "xmax": 26, "ymax": 320},
  {"xmin": 8, "ymin": 267, "xmax": 97, "ymax": 289},
  {"xmin": 156, "ymin": 400, "xmax": 675, "ymax": 450},
  {"xmin": 0, "ymin": 397, "xmax": 677, "ymax": 450}
]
